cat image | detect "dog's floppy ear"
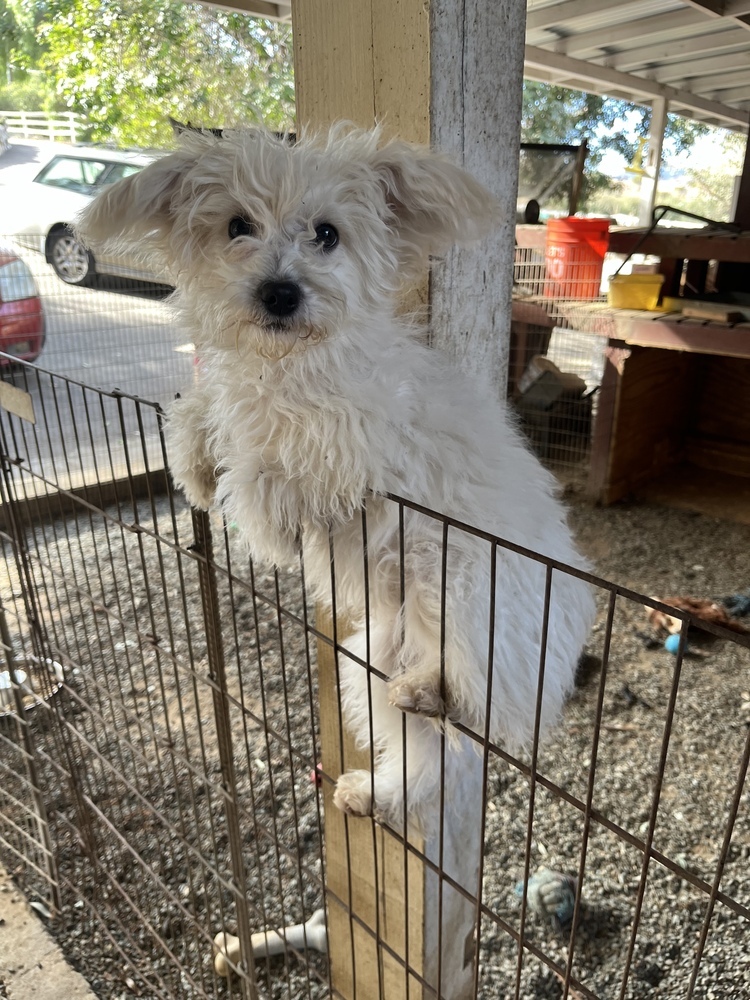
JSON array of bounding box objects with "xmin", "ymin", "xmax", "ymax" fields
[
  {"xmin": 75, "ymin": 146, "xmax": 198, "ymax": 254},
  {"xmin": 369, "ymin": 140, "xmax": 500, "ymax": 274}
]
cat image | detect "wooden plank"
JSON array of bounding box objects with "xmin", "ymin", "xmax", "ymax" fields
[
  {"xmin": 292, "ymin": 0, "xmax": 429, "ymax": 139},
  {"xmin": 608, "ymin": 228, "xmax": 750, "ymax": 263},
  {"xmin": 732, "ymin": 117, "xmax": 750, "ymax": 229},
  {"xmin": 681, "ymin": 302, "xmax": 744, "ymax": 323},
  {"xmin": 429, "ymin": 0, "xmax": 523, "ymax": 388},
  {"xmin": 623, "ymin": 317, "xmax": 750, "ymax": 359},
  {"xmin": 292, "ymin": 0, "xmax": 432, "ymax": 989},
  {"xmin": 685, "ymin": 436, "xmax": 750, "ymax": 478},
  {"xmin": 690, "ymin": 356, "xmax": 750, "ymax": 443},
  {"xmin": 599, "ymin": 346, "xmax": 697, "ymax": 503},
  {"xmin": 587, "ymin": 344, "xmax": 628, "ymax": 503},
  {"xmin": 292, "ymin": 0, "xmax": 429, "ymax": 324},
  {"xmin": 556, "ymin": 302, "xmax": 750, "ymax": 360},
  {"xmin": 292, "ymin": 1, "xmax": 376, "ymax": 127},
  {"xmin": 372, "ymin": 1, "xmax": 429, "ymax": 142},
  {"xmin": 317, "ymin": 609, "xmax": 427, "ymax": 1000}
]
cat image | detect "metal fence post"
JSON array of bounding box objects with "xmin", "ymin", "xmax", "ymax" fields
[{"xmin": 191, "ymin": 507, "xmax": 258, "ymax": 1000}]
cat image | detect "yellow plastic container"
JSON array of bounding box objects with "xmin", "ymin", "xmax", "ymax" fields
[{"xmin": 607, "ymin": 273, "xmax": 665, "ymax": 310}]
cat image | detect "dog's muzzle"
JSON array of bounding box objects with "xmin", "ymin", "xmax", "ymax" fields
[{"xmin": 258, "ymin": 280, "xmax": 302, "ymax": 319}]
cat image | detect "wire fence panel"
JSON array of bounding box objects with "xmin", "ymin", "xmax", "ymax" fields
[
  {"xmin": 0, "ymin": 361, "xmax": 748, "ymax": 999},
  {"xmin": 3, "ymin": 228, "xmax": 612, "ymax": 484},
  {"xmin": 1, "ymin": 235, "xmax": 193, "ymax": 406}
]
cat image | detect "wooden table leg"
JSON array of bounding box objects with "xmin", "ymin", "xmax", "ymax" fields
[{"xmin": 588, "ymin": 342, "xmax": 628, "ymax": 503}]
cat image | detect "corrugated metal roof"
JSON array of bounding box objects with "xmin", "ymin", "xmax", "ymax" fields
[{"xmin": 525, "ymin": 0, "xmax": 750, "ymax": 129}]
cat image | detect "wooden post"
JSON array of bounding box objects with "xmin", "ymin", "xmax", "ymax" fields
[
  {"xmin": 428, "ymin": 0, "xmax": 524, "ymax": 388},
  {"xmin": 317, "ymin": 610, "xmax": 430, "ymax": 998},
  {"xmin": 731, "ymin": 126, "xmax": 750, "ymax": 230},
  {"xmin": 637, "ymin": 98, "xmax": 668, "ymax": 227},
  {"xmin": 716, "ymin": 132, "xmax": 750, "ymax": 292},
  {"xmin": 292, "ymin": 2, "xmax": 525, "ymax": 997}
]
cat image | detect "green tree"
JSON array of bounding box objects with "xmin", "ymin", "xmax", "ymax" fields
[
  {"xmin": 1, "ymin": 0, "xmax": 49, "ymax": 77},
  {"xmin": 38, "ymin": 0, "xmax": 294, "ymax": 147},
  {"xmin": 0, "ymin": 0, "xmax": 62, "ymax": 110},
  {"xmin": 521, "ymin": 80, "xmax": 708, "ymax": 209},
  {"xmin": 0, "ymin": 0, "xmax": 27, "ymax": 84},
  {"xmin": 669, "ymin": 131, "xmax": 746, "ymax": 223}
]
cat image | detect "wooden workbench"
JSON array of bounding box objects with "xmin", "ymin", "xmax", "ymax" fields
[
  {"xmin": 607, "ymin": 225, "xmax": 750, "ymax": 299},
  {"xmin": 514, "ymin": 222, "xmax": 750, "ymax": 520},
  {"xmin": 557, "ymin": 302, "xmax": 750, "ymax": 521}
]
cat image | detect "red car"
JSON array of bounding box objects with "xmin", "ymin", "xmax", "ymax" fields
[{"xmin": 0, "ymin": 249, "xmax": 45, "ymax": 366}]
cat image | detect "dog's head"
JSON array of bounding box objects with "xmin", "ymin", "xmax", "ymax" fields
[{"xmin": 77, "ymin": 126, "xmax": 499, "ymax": 355}]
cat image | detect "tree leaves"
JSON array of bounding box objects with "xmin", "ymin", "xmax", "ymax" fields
[
  {"xmin": 522, "ymin": 81, "xmax": 709, "ymax": 209},
  {"xmin": 35, "ymin": 0, "xmax": 294, "ymax": 147}
]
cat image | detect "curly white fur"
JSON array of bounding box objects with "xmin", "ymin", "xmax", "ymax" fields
[{"xmin": 77, "ymin": 126, "xmax": 595, "ymax": 833}]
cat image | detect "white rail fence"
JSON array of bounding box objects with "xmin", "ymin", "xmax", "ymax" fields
[{"xmin": 0, "ymin": 110, "xmax": 87, "ymax": 144}]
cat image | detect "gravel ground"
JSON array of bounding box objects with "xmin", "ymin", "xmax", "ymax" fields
[
  {"xmin": 2, "ymin": 482, "xmax": 749, "ymax": 1000},
  {"xmin": 479, "ymin": 492, "xmax": 750, "ymax": 999}
]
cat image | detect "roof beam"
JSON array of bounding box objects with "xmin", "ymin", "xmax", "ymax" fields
[
  {"xmin": 559, "ymin": 9, "xmax": 712, "ymax": 57},
  {"xmin": 682, "ymin": 0, "xmax": 750, "ymax": 19},
  {"xmin": 525, "ymin": 0, "xmax": 642, "ymax": 32},
  {"xmin": 653, "ymin": 51, "xmax": 750, "ymax": 82},
  {"xmin": 705, "ymin": 83, "xmax": 750, "ymax": 102},
  {"xmin": 202, "ymin": 0, "xmax": 291, "ymax": 17},
  {"xmin": 524, "ymin": 44, "xmax": 750, "ymax": 128},
  {"xmin": 611, "ymin": 28, "xmax": 749, "ymax": 71},
  {"xmin": 683, "ymin": 68, "xmax": 750, "ymax": 89}
]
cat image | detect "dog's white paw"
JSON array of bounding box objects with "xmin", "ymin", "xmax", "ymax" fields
[
  {"xmin": 387, "ymin": 675, "xmax": 445, "ymax": 717},
  {"xmin": 333, "ymin": 770, "xmax": 373, "ymax": 817},
  {"xmin": 179, "ymin": 470, "xmax": 216, "ymax": 511}
]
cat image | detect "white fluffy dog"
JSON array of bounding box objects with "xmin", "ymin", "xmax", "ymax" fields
[{"xmin": 77, "ymin": 126, "xmax": 595, "ymax": 832}]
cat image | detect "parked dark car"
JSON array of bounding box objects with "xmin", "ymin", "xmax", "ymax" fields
[{"xmin": 0, "ymin": 248, "xmax": 45, "ymax": 365}]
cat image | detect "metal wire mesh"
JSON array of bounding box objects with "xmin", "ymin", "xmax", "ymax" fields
[
  {"xmin": 511, "ymin": 238, "xmax": 610, "ymax": 477},
  {"xmin": 1, "ymin": 236, "xmax": 193, "ymax": 405},
  {"xmin": 0, "ymin": 359, "xmax": 749, "ymax": 999}
]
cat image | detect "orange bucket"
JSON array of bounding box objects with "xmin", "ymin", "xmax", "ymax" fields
[{"xmin": 544, "ymin": 217, "xmax": 610, "ymax": 299}]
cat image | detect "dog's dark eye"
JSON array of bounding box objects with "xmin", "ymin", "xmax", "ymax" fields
[
  {"xmin": 228, "ymin": 216, "xmax": 256, "ymax": 240},
  {"xmin": 313, "ymin": 223, "xmax": 339, "ymax": 251}
]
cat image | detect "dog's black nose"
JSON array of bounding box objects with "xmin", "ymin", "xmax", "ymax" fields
[{"xmin": 258, "ymin": 280, "xmax": 301, "ymax": 317}]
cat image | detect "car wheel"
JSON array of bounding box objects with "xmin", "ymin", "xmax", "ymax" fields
[{"xmin": 49, "ymin": 230, "xmax": 96, "ymax": 286}]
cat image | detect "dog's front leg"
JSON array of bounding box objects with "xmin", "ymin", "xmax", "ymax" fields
[
  {"xmin": 166, "ymin": 389, "xmax": 217, "ymax": 510},
  {"xmin": 333, "ymin": 714, "xmax": 445, "ymax": 832},
  {"xmin": 387, "ymin": 673, "xmax": 448, "ymax": 718},
  {"xmin": 333, "ymin": 625, "xmax": 447, "ymax": 830}
]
